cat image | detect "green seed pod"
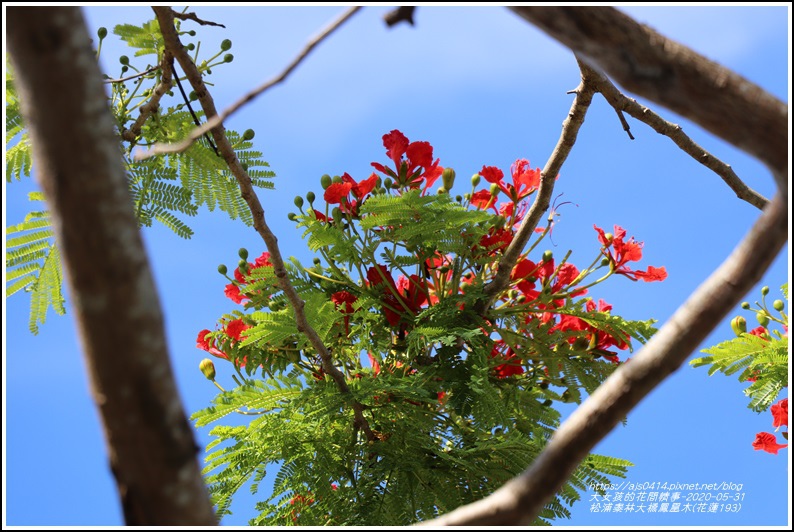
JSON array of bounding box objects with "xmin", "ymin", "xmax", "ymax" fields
[
  {"xmin": 120, "ymin": 65, "xmax": 129, "ymax": 74},
  {"xmin": 294, "ymin": 196, "xmax": 304, "ymax": 209},
  {"xmin": 217, "ymin": 264, "xmax": 228, "ymax": 275},
  {"xmin": 730, "ymin": 315, "xmax": 747, "ymax": 336},
  {"xmin": 199, "ymin": 358, "xmax": 216, "ymax": 381},
  {"xmin": 119, "ymin": 55, "xmax": 130, "ymax": 65},
  {"xmin": 287, "ymin": 213, "xmax": 297, "ymax": 221},
  {"xmin": 306, "ymin": 191, "xmax": 316, "ymax": 205},
  {"xmin": 741, "ymin": 301, "xmax": 751, "ymax": 310},
  {"xmin": 97, "ymin": 27, "xmax": 108, "ymax": 39},
  {"xmin": 187, "ymin": 30, "xmax": 196, "ymax": 37},
  {"xmin": 542, "ymin": 250, "xmax": 553, "ymax": 262},
  {"xmin": 242, "ymin": 129, "xmax": 255, "ymax": 141},
  {"xmin": 206, "ymin": 68, "xmax": 212, "ymax": 75},
  {"xmin": 756, "ymin": 312, "xmax": 770, "ymax": 327},
  {"xmin": 471, "ymin": 174, "xmax": 481, "ymax": 187},
  {"xmin": 442, "ymin": 167, "xmax": 456, "ymax": 191},
  {"xmin": 220, "ymin": 39, "xmax": 232, "ymax": 51},
  {"xmin": 320, "ymin": 174, "xmax": 332, "ymax": 189},
  {"xmin": 761, "ymin": 286, "xmax": 770, "ymax": 296},
  {"xmin": 773, "ymin": 299, "xmax": 785, "ymax": 312},
  {"xmin": 186, "ymin": 43, "xmax": 195, "ymax": 51},
  {"xmin": 224, "ymin": 53, "xmax": 234, "ymax": 63},
  {"xmin": 238, "ymin": 248, "xmax": 249, "ymax": 260}
]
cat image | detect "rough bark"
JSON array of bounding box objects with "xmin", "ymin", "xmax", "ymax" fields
[{"xmin": 6, "ymin": 7, "xmax": 216, "ymax": 525}]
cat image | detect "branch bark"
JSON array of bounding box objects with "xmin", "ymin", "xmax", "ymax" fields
[
  {"xmin": 152, "ymin": 6, "xmax": 376, "ymax": 442},
  {"xmin": 6, "ymin": 7, "xmax": 216, "ymax": 525}
]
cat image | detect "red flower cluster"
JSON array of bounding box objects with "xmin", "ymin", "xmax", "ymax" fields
[
  {"xmin": 594, "ymin": 225, "xmax": 667, "ymax": 282},
  {"xmin": 331, "ymin": 290, "xmax": 358, "ymax": 334},
  {"xmin": 367, "ymin": 265, "xmax": 428, "ymax": 327},
  {"xmin": 324, "ymin": 172, "xmax": 379, "ymax": 215},
  {"xmin": 753, "ymin": 398, "xmax": 788, "ymax": 454},
  {"xmin": 480, "ymin": 159, "xmax": 541, "ymax": 202},
  {"xmin": 225, "ymin": 252, "xmax": 273, "ymax": 304},
  {"xmin": 196, "ymin": 318, "xmax": 252, "ymax": 365},
  {"xmin": 371, "ymin": 130, "xmax": 443, "ymax": 190},
  {"xmin": 490, "ymin": 339, "xmax": 525, "ymax": 378}
]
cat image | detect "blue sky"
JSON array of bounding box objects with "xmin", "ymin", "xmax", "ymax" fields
[{"xmin": 3, "ymin": 4, "xmax": 790, "ymax": 527}]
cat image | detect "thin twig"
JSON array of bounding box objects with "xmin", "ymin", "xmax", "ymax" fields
[
  {"xmin": 474, "ymin": 60, "xmax": 598, "ymax": 314},
  {"xmin": 139, "ymin": 6, "xmax": 362, "ymax": 160},
  {"xmin": 384, "ymin": 6, "xmax": 416, "ymax": 27},
  {"xmin": 104, "ymin": 64, "xmax": 160, "ymax": 84},
  {"xmin": 171, "ymin": 62, "xmax": 219, "ymax": 156},
  {"xmin": 172, "ymin": 10, "xmax": 226, "ymax": 27},
  {"xmin": 425, "ymin": 191, "xmax": 787, "ymax": 525},
  {"xmin": 577, "ymin": 61, "xmax": 769, "ymax": 210},
  {"xmin": 152, "ymin": 6, "xmax": 375, "ymax": 443},
  {"xmin": 613, "ymin": 108, "xmax": 634, "ymax": 140},
  {"xmin": 120, "ymin": 52, "xmax": 173, "ymax": 143}
]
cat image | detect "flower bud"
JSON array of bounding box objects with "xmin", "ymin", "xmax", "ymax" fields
[
  {"xmin": 761, "ymin": 286, "xmax": 770, "ymax": 296},
  {"xmin": 224, "ymin": 53, "xmax": 234, "ymax": 63},
  {"xmin": 756, "ymin": 312, "xmax": 770, "ymax": 327},
  {"xmin": 600, "ymin": 257, "xmax": 610, "ymax": 267},
  {"xmin": 730, "ymin": 315, "xmax": 747, "ymax": 336},
  {"xmin": 97, "ymin": 27, "xmax": 108, "ymax": 39},
  {"xmin": 242, "ymin": 128, "xmax": 255, "ymax": 141},
  {"xmin": 442, "ymin": 167, "xmax": 456, "ymax": 191},
  {"xmin": 119, "ymin": 55, "xmax": 130, "ymax": 65},
  {"xmin": 383, "ymin": 178, "xmax": 393, "ymax": 190},
  {"xmin": 542, "ymin": 250, "xmax": 553, "ymax": 262},
  {"xmin": 287, "ymin": 213, "xmax": 297, "ymax": 221},
  {"xmin": 542, "ymin": 399, "xmax": 553, "ymax": 407},
  {"xmin": 332, "ymin": 175, "xmax": 343, "ymax": 184},
  {"xmin": 741, "ymin": 302, "xmax": 751, "ymax": 310},
  {"xmin": 238, "ymin": 248, "xmax": 249, "ymax": 260},
  {"xmin": 306, "ymin": 191, "xmax": 316, "ymax": 205},
  {"xmin": 489, "ymin": 183, "xmax": 500, "ymax": 196},
  {"xmin": 437, "ymin": 187, "xmax": 447, "ymax": 194},
  {"xmin": 772, "ymin": 299, "xmax": 785, "ymax": 312},
  {"xmin": 332, "ymin": 207, "xmax": 343, "ymax": 225},
  {"xmin": 471, "ymin": 174, "xmax": 481, "ymax": 187},
  {"xmin": 217, "ymin": 264, "xmax": 228, "ymax": 275},
  {"xmin": 603, "ymin": 232, "xmax": 614, "ymax": 245},
  {"xmin": 320, "ymin": 174, "xmax": 332, "ymax": 189},
  {"xmin": 238, "ymin": 258, "xmax": 248, "ymax": 271},
  {"xmin": 220, "ymin": 39, "xmax": 232, "ymax": 51},
  {"xmin": 294, "ymin": 196, "xmax": 304, "ymax": 209},
  {"xmin": 199, "ymin": 358, "xmax": 216, "ymax": 380}
]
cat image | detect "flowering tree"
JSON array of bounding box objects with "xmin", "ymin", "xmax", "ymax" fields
[{"xmin": 5, "ymin": 5, "xmax": 787, "ymax": 526}]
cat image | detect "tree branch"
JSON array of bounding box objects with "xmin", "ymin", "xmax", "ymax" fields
[
  {"xmin": 425, "ymin": 190, "xmax": 787, "ymax": 526},
  {"xmin": 509, "ymin": 7, "xmax": 788, "ymax": 190},
  {"xmin": 476, "ymin": 60, "xmax": 598, "ymax": 313},
  {"xmin": 383, "ymin": 6, "xmax": 416, "ymax": 27},
  {"xmin": 140, "ymin": 6, "xmax": 362, "ymax": 160},
  {"xmin": 577, "ymin": 60, "xmax": 769, "ymax": 210},
  {"xmin": 7, "ymin": 6, "xmax": 216, "ymax": 525},
  {"xmin": 120, "ymin": 52, "xmax": 173, "ymax": 143},
  {"xmin": 172, "ymin": 9, "xmax": 225, "ymax": 27},
  {"xmin": 152, "ymin": 6, "xmax": 376, "ymax": 442}
]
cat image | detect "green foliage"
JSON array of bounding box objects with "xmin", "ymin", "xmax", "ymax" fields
[
  {"xmin": 5, "ymin": 18, "xmax": 275, "ymax": 333},
  {"xmin": 195, "ymin": 131, "xmax": 668, "ymax": 524},
  {"xmin": 691, "ymin": 284, "xmax": 788, "ymax": 412}
]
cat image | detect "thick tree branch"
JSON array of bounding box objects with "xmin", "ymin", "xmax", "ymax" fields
[
  {"xmin": 509, "ymin": 7, "xmax": 788, "ymax": 190},
  {"xmin": 578, "ymin": 61, "xmax": 769, "ymax": 210},
  {"xmin": 7, "ymin": 7, "xmax": 216, "ymax": 525},
  {"xmin": 426, "ymin": 191, "xmax": 787, "ymax": 526},
  {"xmin": 141, "ymin": 6, "xmax": 362, "ymax": 159},
  {"xmin": 120, "ymin": 52, "xmax": 173, "ymax": 143},
  {"xmin": 475, "ymin": 61, "xmax": 598, "ymax": 313},
  {"xmin": 383, "ymin": 6, "xmax": 416, "ymax": 27},
  {"xmin": 152, "ymin": 6, "xmax": 375, "ymax": 442}
]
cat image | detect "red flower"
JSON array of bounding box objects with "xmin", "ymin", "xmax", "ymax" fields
[
  {"xmin": 490, "ymin": 340, "xmax": 525, "ymax": 378},
  {"xmin": 331, "ymin": 291, "xmax": 358, "ymax": 334},
  {"xmin": 224, "ymin": 283, "xmax": 248, "ymax": 304},
  {"xmin": 477, "ymin": 227, "xmax": 513, "ymax": 256},
  {"xmin": 752, "ymin": 432, "xmax": 788, "ymax": 454},
  {"xmin": 748, "ymin": 326, "xmax": 770, "ymax": 340},
  {"xmin": 367, "ymin": 352, "xmax": 381, "ymax": 376},
  {"xmin": 324, "ymin": 181, "xmax": 353, "ymax": 204},
  {"xmin": 479, "ymin": 160, "xmax": 541, "ymax": 201},
  {"xmin": 196, "ymin": 329, "xmax": 228, "ymax": 359},
  {"xmin": 343, "ymin": 172, "xmax": 378, "ymax": 200},
  {"xmin": 371, "ymin": 130, "xmax": 442, "ymax": 190},
  {"xmin": 471, "ymin": 189, "xmax": 498, "ymax": 211},
  {"xmin": 594, "ymin": 224, "xmax": 667, "ymax": 282},
  {"xmin": 225, "ymin": 318, "xmax": 251, "ymax": 341},
  {"xmin": 771, "ymin": 398, "xmax": 788, "ymax": 428}
]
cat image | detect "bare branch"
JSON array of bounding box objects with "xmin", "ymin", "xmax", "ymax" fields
[
  {"xmin": 577, "ymin": 60, "xmax": 769, "ymax": 210},
  {"xmin": 384, "ymin": 6, "xmax": 416, "ymax": 27},
  {"xmin": 120, "ymin": 52, "xmax": 173, "ymax": 143},
  {"xmin": 425, "ymin": 191, "xmax": 787, "ymax": 526},
  {"xmin": 104, "ymin": 64, "xmax": 161, "ymax": 84},
  {"xmin": 509, "ymin": 7, "xmax": 788, "ymax": 190},
  {"xmin": 152, "ymin": 6, "xmax": 376, "ymax": 442},
  {"xmin": 139, "ymin": 6, "xmax": 362, "ymax": 160},
  {"xmin": 173, "ymin": 9, "xmax": 225, "ymax": 27},
  {"xmin": 7, "ymin": 7, "xmax": 215, "ymax": 525},
  {"xmin": 475, "ymin": 61, "xmax": 598, "ymax": 313}
]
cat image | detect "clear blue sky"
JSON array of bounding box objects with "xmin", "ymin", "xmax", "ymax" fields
[{"xmin": 4, "ymin": 5, "xmax": 790, "ymax": 527}]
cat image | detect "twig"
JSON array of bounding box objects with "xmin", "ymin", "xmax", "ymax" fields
[
  {"xmin": 170, "ymin": 62, "xmax": 219, "ymax": 156},
  {"xmin": 577, "ymin": 60, "xmax": 769, "ymax": 210},
  {"xmin": 139, "ymin": 6, "xmax": 362, "ymax": 160},
  {"xmin": 384, "ymin": 6, "xmax": 415, "ymax": 27},
  {"xmin": 120, "ymin": 52, "xmax": 173, "ymax": 143},
  {"xmin": 104, "ymin": 64, "xmax": 160, "ymax": 84},
  {"xmin": 425, "ymin": 191, "xmax": 787, "ymax": 526},
  {"xmin": 172, "ymin": 10, "xmax": 225, "ymax": 27},
  {"xmin": 152, "ymin": 6, "xmax": 375, "ymax": 443},
  {"xmin": 474, "ymin": 59, "xmax": 598, "ymax": 314},
  {"xmin": 509, "ymin": 7, "xmax": 788, "ymax": 190},
  {"xmin": 613, "ymin": 108, "xmax": 634, "ymax": 140}
]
